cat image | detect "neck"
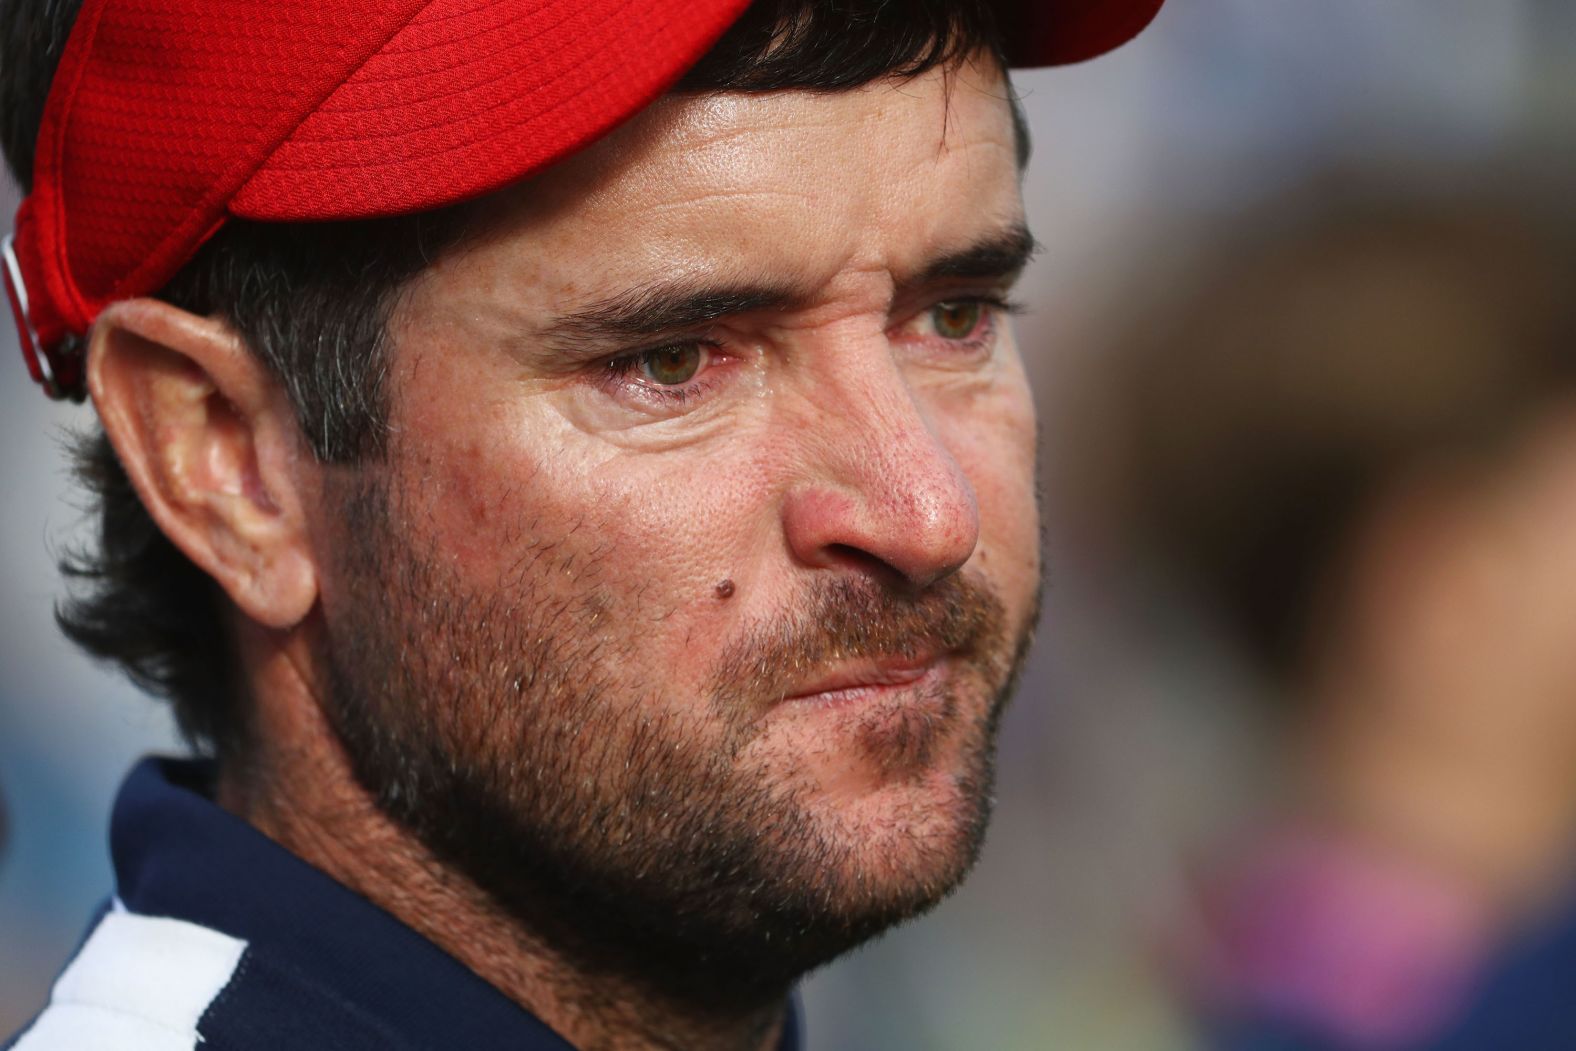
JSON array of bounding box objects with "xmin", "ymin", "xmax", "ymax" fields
[{"xmin": 221, "ymin": 629, "xmax": 788, "ymax": 1051}]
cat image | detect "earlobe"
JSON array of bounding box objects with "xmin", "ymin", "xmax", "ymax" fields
[{"xmin": 87, "ymin": 299, "xmax": 319, "ymax": 630}]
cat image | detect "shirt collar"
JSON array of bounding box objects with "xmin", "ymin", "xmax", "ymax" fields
[{"xmin": 110, "ymin": 756, "xmax": 802, "ymax": 1051}]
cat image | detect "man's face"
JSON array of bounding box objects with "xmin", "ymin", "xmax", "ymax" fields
[{"xmin": 312, "ymin": 59, "xmax": 1040, "ymax": 998}]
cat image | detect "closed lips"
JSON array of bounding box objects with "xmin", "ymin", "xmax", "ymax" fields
[{"xmin": 782, "ymin": 657, "xmax": 941, "ymax": 703}]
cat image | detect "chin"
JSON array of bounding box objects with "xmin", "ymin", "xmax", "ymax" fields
[{"xmin": 819, "ymin": 761, "xmax": 994, "ymax": 897}]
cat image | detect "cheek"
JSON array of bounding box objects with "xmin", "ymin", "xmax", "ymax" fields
[
  {"xmin": 937, "ymin": 370, "xmax": 1040, "ymax": 584},
  {"xmin": 400, "ymin": 407, "xmax": 772, "ymax": 676},
  {"xmin": 574, "ymin": 455, "xmax": 770, "ymax": 622}
]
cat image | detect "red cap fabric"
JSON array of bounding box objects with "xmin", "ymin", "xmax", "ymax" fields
[{"xmin": 5, "ymin": 0, "xmax": 1165, "ymax": 400}]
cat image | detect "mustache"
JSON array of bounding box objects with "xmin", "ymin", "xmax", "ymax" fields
[{"xmin": 706, "ymin": 573, "xmax": 1008, "ymax": 714}]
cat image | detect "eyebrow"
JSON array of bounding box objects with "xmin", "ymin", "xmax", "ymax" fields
[
  {"xmin": 543, "ymin": 280, "xmax": 814, "ymax": 352},
  {"xmin": 539, "ymin": 222, "xmax": 1039, "ymax": 352},
  {"xmin": 907, "ymin": 222, "xmax": 1039, "ymax": 290}
]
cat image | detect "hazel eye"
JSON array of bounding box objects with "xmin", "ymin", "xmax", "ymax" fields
[
  {"xmin": 931, "ymin": 301, "xmax": 984, "ymax": 340},
  {"xmin": 640, "ymin": 345, "xmax": 703, "ymax": 385}
]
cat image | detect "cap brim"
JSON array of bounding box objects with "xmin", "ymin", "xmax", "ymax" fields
[
  {"xmin": 231, "ymin": 0, "xmax": 1163, "ymax": 222},
  {"xmin": 1003, "ymin": 0, "xmax": 1165, "ymax": 66}
]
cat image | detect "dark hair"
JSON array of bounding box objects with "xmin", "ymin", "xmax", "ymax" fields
[{"xmin": 0, "ymin": 0, "xmax": 1017, "ymax": 758}]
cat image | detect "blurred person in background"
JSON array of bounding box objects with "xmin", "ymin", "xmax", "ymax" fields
[{"xmin": 1065, "ymin": 164, "xmax": 1576, "ymax": 1050}]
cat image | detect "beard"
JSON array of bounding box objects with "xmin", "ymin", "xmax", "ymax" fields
[{"xmin": 316, "ymin": 473, "xmax": 1037, "ymax": 1010}]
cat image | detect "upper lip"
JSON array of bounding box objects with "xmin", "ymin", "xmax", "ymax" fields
[{"xmin": 781, "ymin": 654, "xmax": 941, "ymax": 701}]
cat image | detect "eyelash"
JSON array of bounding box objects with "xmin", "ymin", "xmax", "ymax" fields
[{"xmin": 599, "ymin": 295, "xmax": 1020, "ymax": 409}]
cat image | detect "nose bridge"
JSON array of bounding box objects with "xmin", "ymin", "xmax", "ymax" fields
[{"xmin": 782, "ymin": 336, "xmax": 981, "ymax": 590}]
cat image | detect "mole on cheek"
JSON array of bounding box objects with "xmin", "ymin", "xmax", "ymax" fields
[{"xmin": 714, "ymin": 579, "xmax": 736, "ymax": 600}]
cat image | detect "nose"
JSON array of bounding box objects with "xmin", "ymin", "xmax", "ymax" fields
[{"xmin": 781, "ymin": 381, "xmax": 981, "ymax": 592}]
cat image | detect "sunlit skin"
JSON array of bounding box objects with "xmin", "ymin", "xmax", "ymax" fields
[
  {"xmin": 88, "ymin": 57, "xmax": 1041, "ymax": 1051},
  {"xmin": 372, "ymin": 60, "xmax": 1038, "ymax": 836}
]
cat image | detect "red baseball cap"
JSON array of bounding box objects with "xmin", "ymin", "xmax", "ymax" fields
[{"xmin": 4, "ymin": 0, "xmax": 1165, "ymax": 400}]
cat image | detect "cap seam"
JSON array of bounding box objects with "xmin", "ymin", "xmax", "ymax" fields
[
  {"xmin": 108, "ymin": 0, "xmax": 446, "ymax": 307},
  {"xmin": 266, "ymin": 0, "xmax": 649, "ymax": 144}
]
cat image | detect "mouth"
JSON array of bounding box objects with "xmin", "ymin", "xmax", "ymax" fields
[
  {"xmin": 767, "ymin": 652, "xmax": 965, "ymax": 779},
  {"xmin": 779, "ymin": 655, "xmax": 945, "ymax": 708}
]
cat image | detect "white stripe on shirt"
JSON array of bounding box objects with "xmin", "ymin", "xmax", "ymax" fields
[{"xmin": 11, "ymin": 905, "xmax": 247, "ymax": 1051}]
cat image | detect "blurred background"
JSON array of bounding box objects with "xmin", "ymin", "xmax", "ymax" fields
[{"xmin": 4, "ymin": 2, "xmax": 1576, "ymax": 1048}]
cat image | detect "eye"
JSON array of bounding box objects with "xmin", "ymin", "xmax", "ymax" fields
[
  {"xmin": 600, "ymin": 340, "xmax": 732, "ymax": 412},
  {"xmin": 931, "ymin": 300, "xmax": 986, "ymax": 341},
  {"xmin": 640, "ymin": 344, "xmax": 704, "ymax": 385}
]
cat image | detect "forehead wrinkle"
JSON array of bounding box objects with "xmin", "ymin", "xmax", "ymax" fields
[
  {"xmin": 637, "ymin": 186, "xmax": 817, "ymax": 221},
  {"xmin": 627, "ymin": 135, "xmax": 1019, "ymax": 269},
  {"xmin": 649, "ymin": 69, "xmax": 1013, "ymax": 185}
]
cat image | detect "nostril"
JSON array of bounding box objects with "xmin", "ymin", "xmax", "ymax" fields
[{"xmin": 822, "ymin": 542, "xmax": 912, "ymax": 587}]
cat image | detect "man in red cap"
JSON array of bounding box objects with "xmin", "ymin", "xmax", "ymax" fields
[{"xmin": 0, "ymin": 1, "xmax": 1161, "ymax": 1048}]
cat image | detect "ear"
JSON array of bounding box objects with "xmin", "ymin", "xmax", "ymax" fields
[{"xmin": 87, "ymin": 298, "xmax": 318, "ymax": 629}]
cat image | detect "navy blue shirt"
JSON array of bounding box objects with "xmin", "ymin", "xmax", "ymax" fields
[
  {"xmin": 1209, "ymin": 894, "xmax": 1576, "ymax": 1051},
  {"xmin": 4, "ymin": 757, "xmax": 803, "ymax": 1051}
]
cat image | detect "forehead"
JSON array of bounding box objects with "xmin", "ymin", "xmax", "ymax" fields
[{"xmin": 436, "ymin": 61, "xmax": 1023, "ymax": 303}]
